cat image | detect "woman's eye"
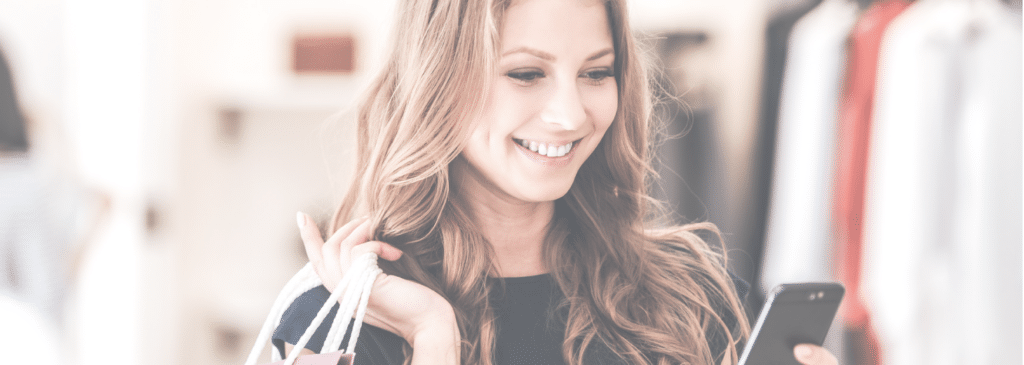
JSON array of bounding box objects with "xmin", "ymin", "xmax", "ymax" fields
[
  {"xmin": 581, "ymin": 69, "xmax": 614, "ymax": 84},
  {"xmin": 506, "ymin": 70, "xmax": 544, "ymax": 83}
]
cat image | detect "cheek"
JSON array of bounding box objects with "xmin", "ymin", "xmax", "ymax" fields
[
  {"xmin": 587, "ymin": 85, "xmax": 619, "ymax": 133},
  {"xmin": 476, "ymin": 84, "xmax": 540, "ymax": 141}
]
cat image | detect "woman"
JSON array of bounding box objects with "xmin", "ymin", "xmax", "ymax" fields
[{"xmin": 273, "ymin": 0, "xmax": 838, "ymax": 364}]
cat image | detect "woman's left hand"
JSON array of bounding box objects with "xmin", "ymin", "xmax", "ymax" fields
[{"xmin": 793, "ymin": 344, "xmax": 838, "ymax": 365}]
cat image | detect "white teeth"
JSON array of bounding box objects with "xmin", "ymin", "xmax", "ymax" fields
[{"xmin": 515, "ymin": 138, "xmax": 576, "ymax": 158}]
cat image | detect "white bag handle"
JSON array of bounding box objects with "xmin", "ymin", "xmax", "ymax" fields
[{"xmin": 244, "ymin": 253, "xmax": 382, "ymax": 365}]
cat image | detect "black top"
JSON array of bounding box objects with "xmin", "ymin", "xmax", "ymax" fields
[{"xmin": 273, "ymin": 273, "xmax": 749, "ymax": 365}]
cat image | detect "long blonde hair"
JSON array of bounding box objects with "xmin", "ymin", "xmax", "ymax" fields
[{"xmin": 331, "ymin": 0, "xmax": 750, "ymax": 364}]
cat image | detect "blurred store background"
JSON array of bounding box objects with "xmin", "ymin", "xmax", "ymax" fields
[{"xmin": 0, "ymin": 0, "xmax": 1019, "ymax": 364}]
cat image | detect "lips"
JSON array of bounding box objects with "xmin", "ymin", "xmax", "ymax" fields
[{"xmin": 512, "ymin": 138, "xmax": 577, "ymax": 158}]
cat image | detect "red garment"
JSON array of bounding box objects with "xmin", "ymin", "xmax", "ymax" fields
[{"xmin": 834, "ymin": 1, "xmax": 911, "ymax": 364}]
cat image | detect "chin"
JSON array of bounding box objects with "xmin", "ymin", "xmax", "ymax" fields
[{"xmin": 513, "ymin": 182, "xmax": 574, "ymax": 203}]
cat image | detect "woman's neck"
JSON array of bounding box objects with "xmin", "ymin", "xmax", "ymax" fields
[
  {"xmin": 454, "ymin": 163, "xmax": 553, "ymax": 278},
  {"xmin": 471, "ymin": 197, "xmax": 552, "ymax": 278}
]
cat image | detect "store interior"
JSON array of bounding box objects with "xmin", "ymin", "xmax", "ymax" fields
[{"xmin": 0, "ymin": 0, "xmax": 1020, "ymax": 364}]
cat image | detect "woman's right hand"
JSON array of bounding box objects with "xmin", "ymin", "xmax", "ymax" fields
[{"xmin": 297, "ymin": 213, "xmax": 460, "ymax": 364}]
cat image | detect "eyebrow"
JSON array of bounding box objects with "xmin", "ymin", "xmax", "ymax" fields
[{"xmin": 501, "ymin": 47, "xmax": 614, "ymax": 62}]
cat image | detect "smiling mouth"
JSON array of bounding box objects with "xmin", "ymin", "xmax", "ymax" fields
[{"xmin": 512, "ymin": 138, "xmax": 581, "ymax": 158}]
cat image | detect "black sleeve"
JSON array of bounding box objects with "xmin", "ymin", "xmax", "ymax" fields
[{"xmin": 272, "ymin": 285, "xmax": 407, "ymax": 365}]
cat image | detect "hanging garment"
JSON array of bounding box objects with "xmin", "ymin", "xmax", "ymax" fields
[
  {"xmin": 862, "ymin": 1, "xmax": 1022, "ymax": 364},
  {"xmin": 759, "ymin": 2, "xmax": 859, "ymax": 359},
  {"xmin": 747, "ymin": 0, "xmax": 822, "ymax": 311},
  {"xmin": 949, "ymin": 3, "xmax": 1023, "ymax": 363},
  {"xmin": 761, "ymin": 0, "xmax": 858, "ymax": 293},
  {"xmin": 831, "ymin": 1, "xmax": 911, "ymax": 364}
]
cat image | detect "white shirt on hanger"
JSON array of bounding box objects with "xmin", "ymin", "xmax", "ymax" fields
[
  {"xmin": 862, "ymin": 1, "xmax": 1022, "ymax": 364},
  {"xmin": 760, "ymin": 0, "xmax": 858, "ymax": 292}
]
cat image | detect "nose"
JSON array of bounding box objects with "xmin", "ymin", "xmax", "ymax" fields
[{"xmin": 539, "ymin": 79, "xmax": 586, "ymax": 130}]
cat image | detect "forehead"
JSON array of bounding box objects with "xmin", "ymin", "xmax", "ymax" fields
[{"xmin": 500, "ymin": 0, "xmax": 612, "ymax": 52}]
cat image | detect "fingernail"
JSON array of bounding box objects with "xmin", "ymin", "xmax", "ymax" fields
[
  {"xmin": 795, "ymin": 345, "xmax": 813, "ymax": 360},
  {"xmin": 296, "ymin": 212, "xmax": 306, "ymax": 228}
]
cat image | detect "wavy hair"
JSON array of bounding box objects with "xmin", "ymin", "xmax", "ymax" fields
[{"xmin": 330, "ymin": 0, "xmax": 750, "ymax": 364}]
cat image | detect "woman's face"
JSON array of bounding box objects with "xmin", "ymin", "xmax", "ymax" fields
[{"xmin": 459, "ymin": 0, "xmax": 618, "ymax": 204}]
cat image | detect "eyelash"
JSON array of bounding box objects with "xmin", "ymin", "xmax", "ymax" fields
[
  {"xmin": 506, "ymin": 70, "xmax": 544, "ymax": 83},
  {"xmin": 505, "ymin": 68, "xmax": 615, "ymax": 85},
  {"xmin": 581, "ymin": 69, "xmax": 615, "ymax": 85}
]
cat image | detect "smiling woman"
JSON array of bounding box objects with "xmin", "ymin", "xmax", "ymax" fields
[{"xmin": 267, "ymin": 0, "xmax": 839, "ymax": 365}]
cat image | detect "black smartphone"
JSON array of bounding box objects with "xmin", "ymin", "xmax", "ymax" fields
[{"xmin": 737, "ymin": 282, "xmax": 845, "ymax": 365}]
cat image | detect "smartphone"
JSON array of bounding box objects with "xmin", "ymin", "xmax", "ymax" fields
[{"xmin": 737, "ymin": 282, "xmax": 844, "ymax": 365}]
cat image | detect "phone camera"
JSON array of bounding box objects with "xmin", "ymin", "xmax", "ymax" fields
[{"xmin": 808, "ymin": 293, "xmax": 816, "ymax": 301}]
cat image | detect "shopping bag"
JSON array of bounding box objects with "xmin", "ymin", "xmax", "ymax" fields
[{"xmin": 244, "ymin": 253, "xmax": 383, "ymax": 365}]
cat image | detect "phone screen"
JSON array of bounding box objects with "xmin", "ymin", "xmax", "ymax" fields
[{"xmin": 738, "ymin": 283, "xmax": 844, "ymax": 365}]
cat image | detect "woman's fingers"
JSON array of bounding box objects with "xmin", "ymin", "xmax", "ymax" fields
[
  {"xmin": 324, "ymin": 215, "xmax": 369, "ymax": 246},
  {"xmin": 297, "ymin": 212, "xmax": 326, "ymax": 265},
  {"xmin": 298, "ymin": 213, "xmax": 368, "ymax": 286},
  {"xmin": 351, "ymin": 241, "xmax": 404, "ymax": 262},
  {"xmin": 793, "ymin": 344, "xmax": 838, "ymax": 365},
  {"xmin": 322, "ymin": 217, "xmax": 370, "ymax": 277},
  {"xmin": 295, "ymin": 213, "xmax": 402, "ymax": 292},
  {"xmin": 339, "ymin": 218, "xmax": 374, "ymax": 251}
]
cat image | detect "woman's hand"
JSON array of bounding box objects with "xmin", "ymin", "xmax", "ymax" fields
[
  {"xmin": 297, "ymin": 213, "xmax": 460, "ymax": 364},
  {"xmin": 793, "ymin": 344, "xmax": 838, "ymax": 365}
]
